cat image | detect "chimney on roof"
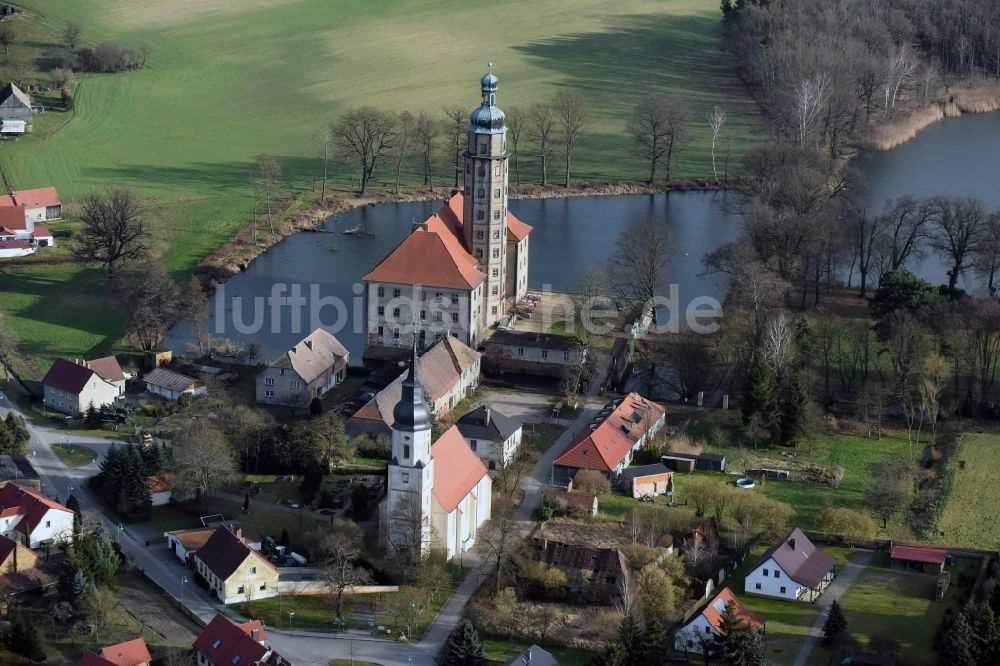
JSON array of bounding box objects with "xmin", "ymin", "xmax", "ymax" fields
[
  {"xmin": 523, "ymin": 648, "xmax": 532, "ymax": 664},
  {"xmin": 483, "ymin": 406, "xmax": 491, "ymax": 425},
  {"xmin": 251, "ymin": 628, "xmax": 260, "ymax": 641},
  {"xmin": 788, "ymin": 538, "xmax": 796, "ymax": 550},
  {"xmin": 305, "ymin": 339, "xmax": 313, "ymax": 351},
  {"xmin": 235, "ymin": 527, "xmax": 243, "ymax": 541}
]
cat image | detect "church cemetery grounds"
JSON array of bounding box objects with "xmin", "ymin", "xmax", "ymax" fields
[{"xmin": 0, "ymin": 0, "xmax": 764, "ymax": 370}]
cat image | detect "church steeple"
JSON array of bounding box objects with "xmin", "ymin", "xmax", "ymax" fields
[{"xmin": 393, "ymin": 338, "xmax": 431, "ymax": 432}]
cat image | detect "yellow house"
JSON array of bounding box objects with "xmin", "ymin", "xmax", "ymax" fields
[
  {"xmin": 0, "ymin": 534, "xmax": 40, "ymax": 574},
  {"xmin": 193, "ymin": 526, "xmax": 279, "ymax": 604}
]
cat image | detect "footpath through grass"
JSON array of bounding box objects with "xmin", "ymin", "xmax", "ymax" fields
[
  {"xmin": 937, "ymin": 432, "xmax": 1000, "ymax": 549},
  {"xmin": 0, "ymin": 0, "xmax": 764, "ymax": 373}
]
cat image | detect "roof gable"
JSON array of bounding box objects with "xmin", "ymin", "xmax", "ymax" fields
[
  {"xmin": 506, "ymin": 210, "xmax": 533, "ymax": 241},
  {"xmin": 193, "ymin": 614, "xmax": 268, "ymax": 666},
  {"xmin": 43, "ymin": 358, "xmax": 100, "ymax": 394},
  {"xmin": 456, "ymin": 405, "xmax": 521, "ymax": 442},
  {"xmin": 697, "ymin": 587, "xmax": 765, "ymax": 635},
  {"xmin": 143, "ymin": 367, "xmax": 199, "ymax": 392},
  {"xmin": 268, "ymin": 329, "xmax": 348, "ymax": 383},
  {"xmin": 195, "ymin": 527, "xmax": 275, "ymax": 581},
  {"xmin": 85, "ymin": 356, "xmax": 125, "ymax": 384},
  {"xmin": 0, "ymin": 83, "xmax": 30, "ymax": 109},
  {"xmin": 0, "ymin": 206, "xmax": 29, "ymax": 230},
  {"xmin": 431, "ymin": 425, "xmax": 489, "ymax": 512},
  {"xmin": 98, "ymin": 638, "xmax": 152, "ymax": 666},
  {"xmin": 553, "ymin": 393, "xmax": 665, "ymax": 471},
  {"xmin": 12, "ymin": 187, "xmax": 60, "ymax": 209},
  {"xmin": 750, "ymin": 528, "xmax": 836, "ymax": 588}
]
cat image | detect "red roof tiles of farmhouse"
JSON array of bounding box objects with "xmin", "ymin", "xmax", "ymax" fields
[
  {"xmin": 892, "ymin": 545, "xmax": 947, "ymax": 565},
  {"xmin": 506, "ymin": 210, "xmax": 532, "ymax": 241},
  {"xmin": 32, "ymin": 226, "xmax": 52, "ymax": 238},
  {"xmin": 553, "ymin": 393, "xmax": 665, "ymax": 472},
  {"xmin": 0, "ymin": 195, "xmax": 14, "ymax": 207},
  {"xmin": 699, "ymin": 587, "xmax": 765, "ymax": 635},
  {"xmin": 13, "ymin": 187, "xmax": 60, "ymax": 209},
  {"xmin": 0, "ymin": 205, "xmax": 27, "ymax": 230},
  {"xmin": 96, "ymin": 637, "xmax": 152, "ymax": 666},
  {"xmin": 431, "ymin": 425, "xmax": 489, "ymax": 512},
  {"xmin": 0, "ymin": 482, "xmax": 72, "ymax": 539},
  {"xmin": 0, "ymin": 240, "xmax": 32, "ymax": 250},
  {"xmin": 85, "ymin": 356, "xmax": 125, "ymax": 383},
  {"xmin": 193, "ymin": 614, "xmax": 269, "ymax": 666}
]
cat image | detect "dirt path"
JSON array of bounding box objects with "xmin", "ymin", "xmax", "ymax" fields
[{"xmin": 118, "ymin": 588, "xmax": 197, "ymax": 644}]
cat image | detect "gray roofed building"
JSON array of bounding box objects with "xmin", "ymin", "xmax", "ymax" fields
[
  {"xmin": 256, "ymin": 329, "xmax": 349, "ymax": 407},
  {"xmin": 483, "ymin": 329, "xmax": 585, "ymax": 379},
  {"xmin": 745, "ymin": 528, "xmax": 836, "ymax": 601},
  {"xmin": 504, "ymin": 645, "xmax": 560, "ymax": 666},
  {"xmin": 456, "ymin": 405, "xmax": 524, "ymax": 469},
  {"xmin": 143, "ymin": 367, "xmax": 205, "ymax": 401},
  {"xmin": 0, "ymin": 83, "xmax": 31, "ymax": 126}
]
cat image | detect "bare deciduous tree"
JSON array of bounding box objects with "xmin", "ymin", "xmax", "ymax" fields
[
  {"xmin": 392, "ymin": 111, "xmax": 415, "ymax": 197},
  {"xmin": 627, "ymin": 95, "xmax": 687, "ymax": 184},
  {"xmin": 255, "ymin": 154, "xmax": 281, "ymax": 234},
  {"xmin": 170, "ymin": 422, "xmax": 238, "ymax": 503},
  {"xmin": 442, "ymin": 105, "xmax": 468, "ymax": 189},
  {"xmin": 883, "ymin": 45, "xmax": 919, "ymax": 114},
  {"xmin": 793, "ymin": 73, "xmax": 830, "ymax": 149},
  {"xmin": 479, "ymin": 502, "xmax": 519, "ymax": 594},
  {"xmin": 973, "ymin": 212, "xmax": 1000, "ymax": 295},
  {"xmin": 526, "ymin": 103, "xmax": 556, "ymax": 187},
  {"xmin": 73, "ymin": 188, "xmax": 151, "ymax": 276},
  {"xmin": 332, "ymin": 107, "xmax": 398, "ymax": 196},
  {"xmin": 414, "ymin": 111, "xmax": 438, "ymax": 191},
  {"xmin": 319, "ymin": 126, "xmax": 333, "ymax": 204},
  {"xmin": 121, "ymin": 261, "xmax": 180, "ymax": 351},
  {"xmin": 707, "ymin": 105, "xmax": 726, "ymax": 184},
  {"xmin": 318, "ymin": 520, "xmax": 372, "ymax": 620},
  {"xmin": 929, "ymin": 196, "xmax": 989, "ymax": 291},
  {"xmin": 606, "ymin": 218, "xmax": 674, "ymax": 318},
  {"xmin": 552, "ymin": 88, "xmax": 587, "ymax": 187},
  {"xmin": 506, "ymin": 106, "xmax": 524, "ymax": 187}
]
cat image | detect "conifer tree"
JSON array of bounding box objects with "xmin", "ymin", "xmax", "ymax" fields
[
  {"xmin": 742, "ymin": 353, "xmax": 779, "ymax": 433},
  {"xmin": 822, "ymin": 600, "xmax": 848, "ymax": 646},
  {"xmin": 602, "ymin": 613, "xmax": 641, "ymax": 665},
  {"xmin": 713, "ymin": 601, "xmax": 741, "ymax": 656},
  {"xmin": 780, "ymin": 374, "xmax": 810, "ymax": 444},
  {"xmin": 723, "ymin": 626, "xmax": 767, "ymax": 666},
  {"xmin": 6, "ymin": 612, "xmax": 47, "ymax": 662},
  {"xmin": 5, "ymin": 412, "xmax": 29, "ymax": 450},
  {"xmin": 441, "ymin": 619, "xmax": 485, "ymax": 665},
  {"xmin": 637, "ymin": 618, "xmax": 667, "ymax": 665},
  {"xmin": 938, "ymin": 605, "xmax": 977, "ymax": 666}
]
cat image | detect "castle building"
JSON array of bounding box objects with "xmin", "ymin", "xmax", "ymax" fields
[
  {"xmin": 363, "ymin": 66, "xmax": 532, "ymax": 359},
  {"xmin": 381, "ymin": 342, "xmax": 491, "ymax": 561}
]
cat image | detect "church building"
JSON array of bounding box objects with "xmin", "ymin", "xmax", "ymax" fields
[
  {"xmin": 380, "ymin": 342, "xmax": 492, "ymax": 561},
  {"xmin": 363, "ymin": 66, "xmax": 532, "ymax": 360}
]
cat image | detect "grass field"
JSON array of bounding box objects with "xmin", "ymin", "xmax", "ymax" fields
[
  {"xmin": 51, "ymin": 442, "xmax": 98, "ymax": 467},
  {"xmin": 938, "ymin": 433, "xmax": 1000, "ymax": 549},
  {"xmin": 0, "ymin": 0, "xmax": 763, "ymax": 372}
]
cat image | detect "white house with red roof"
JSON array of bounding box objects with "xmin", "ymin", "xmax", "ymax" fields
[
  {"xmin": 381, "ymin": 342, "xmax": 491, "ymax": 561},
  {"xmin": 194, "ymin": 613, "xmax": 291, "ymax": 666},
  {"xmin": 674, "ymin": 586, "xmax": 765, "ymax": 654},
  {"xmin": 42, "ymin": 357, "xmax": 122, "ymax": 417},
  {"xmin": 0, "ymin": 482, "xmax": 74, "ymax": 547},
  {"xmin": 0, "ymin": 189, "xmax": 58, "ymax": 252},
  {"xmin": 551, "ymin": 393, "xmax": 666, "ymax": 484},
  {"xmin": 77, "ymin": 637, "xmax": 152, "ymax": 666},
  {"xmin": 362, "ymin": 67, "xmax": 532, "ymax": 360},
  {"xmin": 8, "ymin": 187, "xmax": 62, "ymax": 222}
]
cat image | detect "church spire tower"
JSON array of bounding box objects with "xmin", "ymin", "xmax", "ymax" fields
[
  {"xmin": 384, "ymin": 338, "xmax": 434, "ymax": 558},
  {"xmin": 464, "ymin": 63, "xmax": 510, "ymax": 327}
]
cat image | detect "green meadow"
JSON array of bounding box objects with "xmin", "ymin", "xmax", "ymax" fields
[{"xmin": 0, "ymin": 0, "xmax": 763, "ymax": 371}]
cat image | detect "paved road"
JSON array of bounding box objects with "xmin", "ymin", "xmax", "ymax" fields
[{"xmin": 790, "ymin": 551, "xmax": 874, "ymax": 666}]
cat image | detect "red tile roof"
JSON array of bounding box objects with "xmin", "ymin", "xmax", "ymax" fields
[
  {"xmin": 0, "ymin": 195, "xmax": 14, "ymax": 207},
  {"xmin": 32, "ymin": 226, "xmax": 52, "ymax": 238},
  {"xmin": 0, "ymin": 482, "xmax": 73, "ymax": 539},
  {"xmin": 431, "ymin": 425, "xmax": 489, "ymax": 512},
  {"xmin": 506, "ymin": 210, "xmax": 532, "ymax": 241},
  {"xmin": 0, "ymin": 240, "xmax": 32, "ymax": 250},
  {"xmin": 553, "ymin": 393, "xmax": 665, "ymax": 472},
  {"xmin": 42, "ymin": 357, "xmax": 97, "ymax": 394},
  {"xmin": 891, "ymin": 545, "xmax": 947, "ymax": 565},
  {"xmin": 147, "ymin": 474, "xmax": 170, "ymax": 494},
  {"xmin": 0, "ymin": 205, "xmax": 27, "ymax": 230},
  {"xmin": 698, "ymin": 587, "xmax": 765, "ymax": 635},
  {"xmin": 97, "ymin": 637, "xmax": 152, "ymax": 666},
  {"xmin": 194, "ymin": 614, "xmax": 269, "ymax": 666},
  {"xmin": 13, "ymin": 187, "xmax": 60, "ymax": 209},
  {"xmin": 0, "ymin": 534, "xmax": 18, "ymax": 563},
  {"xmin": 85, "ymin": 356, "xmax": 125, "ymax": 383}
]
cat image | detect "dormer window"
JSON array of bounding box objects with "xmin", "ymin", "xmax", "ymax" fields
[{"xmin": 212, "ymin": 640, "xmax": 222, "ymax": 649}]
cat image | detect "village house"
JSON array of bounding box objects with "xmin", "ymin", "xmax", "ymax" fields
[
  {"xmin": 0, "ymin": 533, "xmax": 40, "ymax": 574},
  {"xmin": 620, "ymin": 462, "xmax": 673, "ymax": 498},
  {"xmin": 0, "ymin": 82, "xmax": 32, "ymax": 133},
  {"xmin": 551, "ymin": 393, "xmax": 666, "ymax": 484},
  {"xmin": 194, "ymin": 613, "xmax": 291, "ymax": 666},
  {"xmin": 455, "ymin": 404, "xmax": 523, "ymax": 469},
  {"xmin": 194, "ymin": 526, "xmax": 278, "ymax": 604},
  {"xmin": 745, "ymin": 528, "xmax": 836, "ymax": 601},
  {"xmin": 42, "ymin": 357, "xmax": 122, "ymax": 416},
  {"xmin": 504, "ymin": 646, "xmax": 559, "ymax": 666},
  {"xmin": 351, "ymin": 336, "xmax": 480, "ymax": 436},
  {"xmin": 165, "ymin": 523, "xmax": 262, "ymax": 566},
  {"xmin": 381, "ymin": 343, "xmax": 491, "ymax": 562},
  {"xmin": 482, "ymin": 329, "xmax": 584, "ymax": 379},
  {"xmin": 84, "ymin": 356, "xmax": 126, "ymax": 395},
  {"xmin": 0, "ymin": 238, "xmax": 34, "ymax": 258},
  {"xmin": 255, "ymin": 329, "xmax": 349, "ymax": 406},
  {"xmin": 143, "ymin": 367, "xmax": 205, "ymax": 401},
  {"xmin": 552, "ymin": 490, "xmax": 599, "ymax": 517},
  {"xmin": 0, "ymin": 482, "xmax": 74, "ymax": 548},
  {"xmin": 674, "ymin": 586, "xmax": 766, "ymax": 654},
  {"xmin": 78, "ymin": 638, "xmax": 152, "ymax": 666},
  {"xmin": 147, "ymin": 474, "xmax": 171, "ymax": 507},
  {"xmin": 0, "ymin": 187, "xmax": 63, "ymax": 222},
  {"xmin": 363, "ymin": 69, "xmax": 532, "ymax": 361},
  {"xmin": 662, "ymin": 451, "xmax": 727, "ymax": 473},
  {"xmin": 0, "ymin": 203, "xmax": 53, "ymax": 248}
]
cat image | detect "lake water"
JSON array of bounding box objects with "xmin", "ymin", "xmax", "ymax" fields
[{"xmin": 166, "ymin": 112, "xmax": 1000, "ymax": 364}]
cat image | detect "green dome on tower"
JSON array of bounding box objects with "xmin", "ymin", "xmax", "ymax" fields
[{"xmin": 469, "ymin": 63, "xmax": 506, "ymax": 134}]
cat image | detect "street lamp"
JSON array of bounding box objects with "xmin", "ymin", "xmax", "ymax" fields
[
  {"xmin": 288, "ymin": 611, "xmax": 295, "ymax": 629},
  {"xmin": 408, "ymin": 601, "xmax": 416, "ymax": 641},
  {"xmin": 180, "ymin": 576, "xmax": 188, "ymax": 603},
  {"xmin": 116, "ymin": 523, "xmax": 124, "ymax": 543}
]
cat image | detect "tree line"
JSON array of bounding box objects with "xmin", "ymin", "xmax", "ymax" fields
[{"xmin": 720, "ymin": 0, "xmax": 1000, "ymax": 155}]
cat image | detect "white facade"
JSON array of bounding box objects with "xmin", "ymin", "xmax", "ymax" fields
[
  {"xmin": 745, "ymin": 557, "xmax": 807, "ymax": 600},
  {"xmin": 385, "ymin": 423, "xmax": 435, "ymax": 559},
  {"xmin": 146, "ymin": 382, "xmax": 206, "ymax": 402},
  {"xmin": 432, "ymin": 473, "xmax": 492, "ymax": 561},
  {"xmin": 366, "ymin": 282, "xmax": 484, "ymax": 351},
  {"xmin": 465, "ymin": 428, "xmax": 522, "ymax": 469},
  {"xmin": 674, "ymin": 613, "xmax": 718, "ymax": 654},
  {"xmin": 43, "ymin": 374, "xmax": 119, "ymax": 417},
  {"xmin": 0, "ymin": 244, "xmax": 34, "ymax": 258},
  {"xmin": 0, "ymin": 507, "xmax": 74, "ymax": 548},
  {"xmin": 151, "ymin": 490, "xmax": 171, "ymax": 507}
]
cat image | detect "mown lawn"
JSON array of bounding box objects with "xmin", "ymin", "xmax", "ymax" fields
[
  {"xmin": 525, "ymin": 421, "xmax": 566, "ymax": 453},
  {"xmin": 149, "ymin": 498, "xmax": 326, "ymax": 550},
  {"xmin": 0, "ymin": 0, "xmax": 764, "ymax": 373},
  {"xmin": 809, "ymin": 553, "xmax": 981, "ymax": 665},
  {"xmin": 51, "ymin": 442, "xmax": 98, "ymax": 467},
  {"xmin": 937, "ymin": 433, "xmax": 1000, "ymax": 549}
]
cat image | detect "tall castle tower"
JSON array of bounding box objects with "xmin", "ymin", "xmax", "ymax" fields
[
  {"xmin": 463, "ymin": 63, "xmax": 510, "ymax": 327},
  {"xmin": 384, "ymin": 341, "xmax": 434, "ymax": 559}
]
